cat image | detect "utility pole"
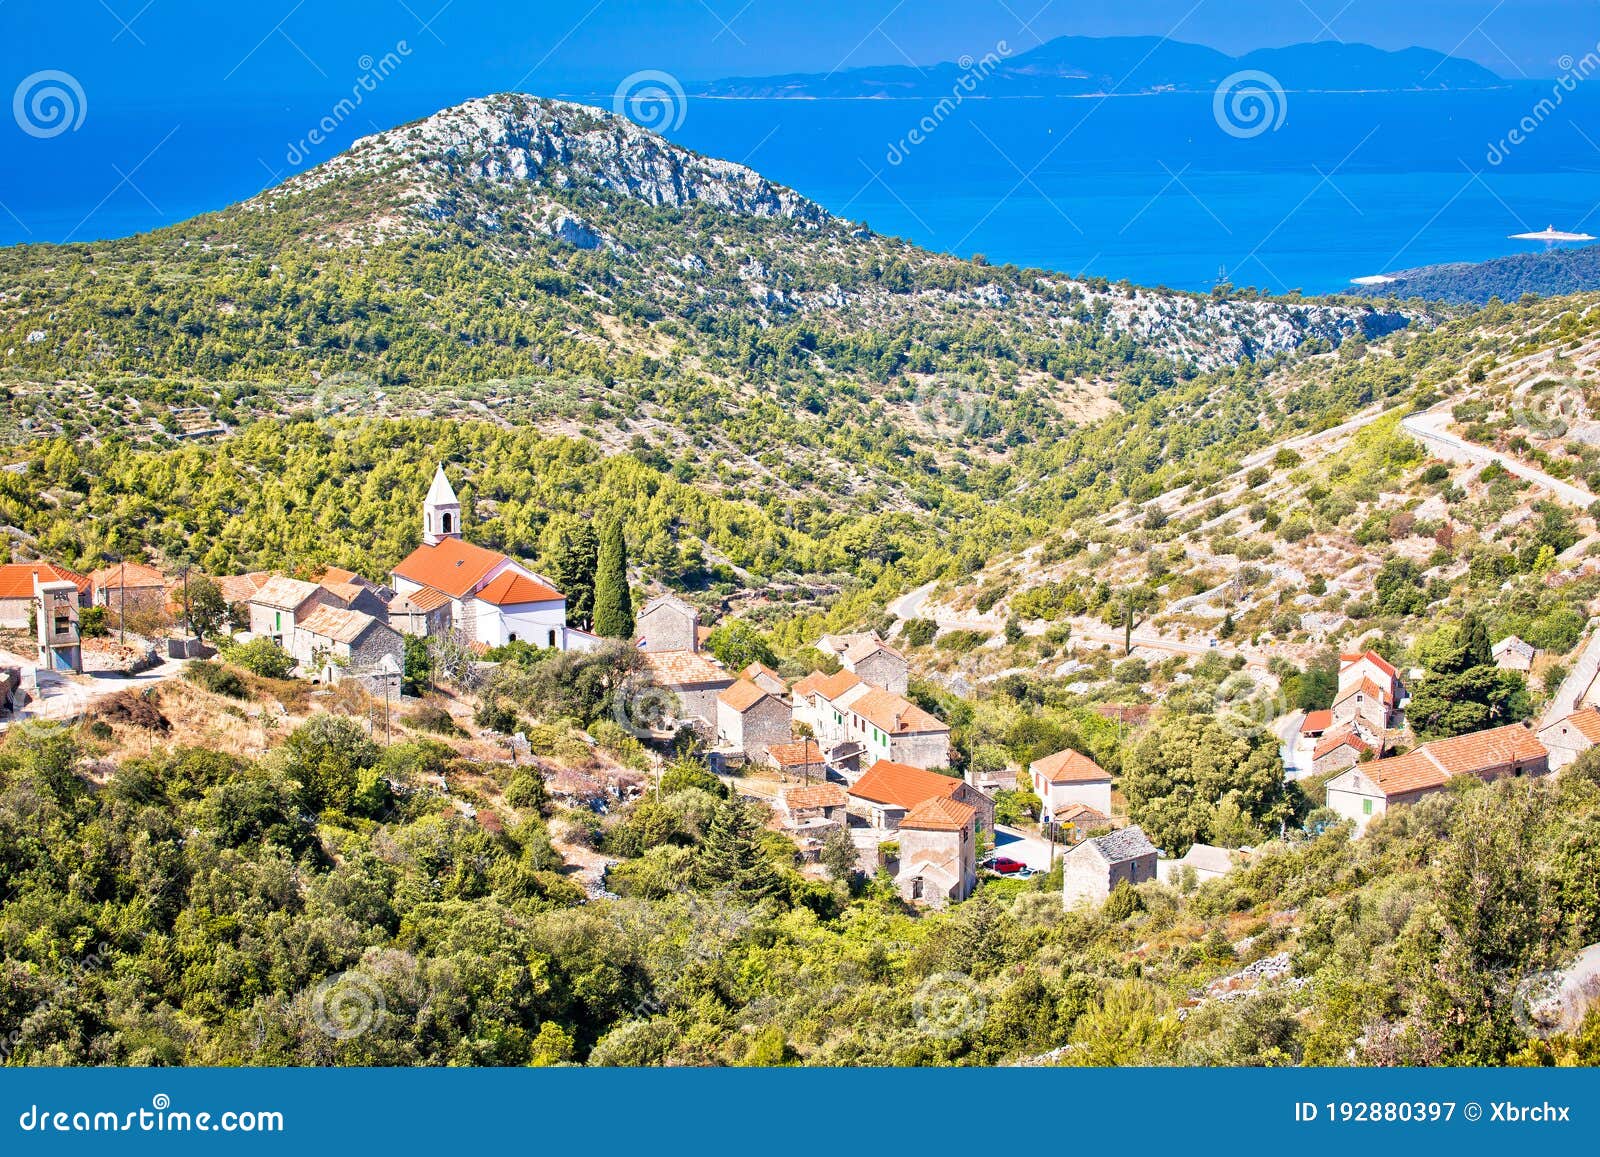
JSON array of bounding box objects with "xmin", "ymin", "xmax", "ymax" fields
[{"xmin": 119, "ymin": 560, "xmax": 126, "ymax": 646}]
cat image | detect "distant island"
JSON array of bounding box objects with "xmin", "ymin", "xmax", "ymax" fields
[
  {"xmin": 691, "ymin": 35, "xmax": 1508, "ymax": 99},
  {"xmin": 1350, "ymin": 243, "xmax": 1600, "ymax": 304}
]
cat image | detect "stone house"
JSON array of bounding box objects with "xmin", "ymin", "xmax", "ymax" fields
[
  {"xmin": 1157, "ymin": 843, "xmax": 1241, "ymax": 887},
  {"xmin": 766, "ymin": 738, "xmax": 827, "ymax": 782},
  {"xmin": 638, "ymin": 648, "xmax": 735, "ymax": 730},
  {"xmin": 317, "ymin": 576, "xmax": 391, "ymax": 619},
  {"xmin": 847, "ymin": 758, "xmax": 994, "ymax": 839},
  {"xmin": 817, "ymin": 631, "xmax": 909, "ymax": 694},
  {"xmin": 387, "ymin": 586, "xmax": 452, "ymax": 638},
  {"xmin": 1063, "ymin": 825, "xmax": 1159, "ymax": 909},
  {"xmin": 1325, "ymin": 721, "xmax": 1549, "ymax": 833},
  {"xmin": 742, "ymin": 661, "xmax": 786, "ymax": 697},
  {"xmin": 635, "ymin": 593, "xmax": 700, "ymax": 653},
  {"xmin": 1331, "ymin": 650, "xmax": 1405, "ymax": 742},
  {"xmin": 715, "ymin": 677, "xmax": 793, "ymax": 762},
  {"xmin": 1311, "ymin": 728, "xmax": 1373, "ymax": 775},
  {"xmin": 1538, "ymin": 707, "xmax": 1600, "ymax": 771},
  {"xmin": 294, "ymin": 605, "xmax": 404, "ymax": 684},
  {"xmin": 89, "ymin": 562, "xmax": 170, "ymax": 615},
  {"xmin": 1055, "ymin": 802, "xmax": 1110, "ymax": 844},
  {"xmin": 1493, "ymin": 635, "xmax": 1537, "ymax": 673},
  {"xmin": 896, "ymin": 795, "xmax": 978, "ymax": 906},
  {"xmin": 0, "ymin": 562, "xmax": 91, "ymax": 629},
  {"xmin": 844, "ymin": 687, "xmax": 951, "ymax": 770},
  {"xmin": 1028, "ymin": 748, "xmax": 1112, "ymax": 823},
  {"xmin": 248, "ymin": 576, "xmax": 339, "ymax": 648},
  {"xmin": 778, "ymin": 781, "xmax": 849, "ymax": 835}
]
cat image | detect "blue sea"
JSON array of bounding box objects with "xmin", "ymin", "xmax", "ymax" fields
[{"xmin": 4, "ymin": 85, "xmax": 1598, "ymax": 294}]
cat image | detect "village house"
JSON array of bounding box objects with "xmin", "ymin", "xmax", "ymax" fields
[
  {"xmin": 818, "ymin": 630, "xmax": 909, "ymax": 694},
  {"xmin": 1054, "ymin": 801, "xmax": 1111, "ymax": 844},
  {"xmin": 89, "ymin": 562, "xmax": 169, "ymax": 615},
  {"xmin": 1311, "ymin": 727, "xmax": 1374, "ymax": 775},
  {"xmin": 635, "ymin": 593, "xmax": 700, "ymax": 653},
  {"xmin": 390, "ymin": 466, "xmax": 574, "ymax": 651},
  {"xmin": 1063, "ymin": 825, "xmax": 1159, "ymax": 909},
  {"xmin": 1324, "ymin": 721, "xmax": 1550, "ymax": 833},
  {"xmin": 777, "ymin": 781, "xmax": 849, "ymax": 837},
  {"xmin": 847, "ymin": 758, "xmax": 994, "ymax": 839},
  {"xmin": 1028, "ymin": 748, "xmax": 1113, "ymax": 824},
  {"xmin": 638, "ymin": 648, "xmax": 735, "ymax": 732},
  {"xmin": 1157, "ymin": 843, "xmax": 1243, "ymax": 887},
  {"xmin": 1292, "ymin": 708, "xmax": 1332, "ymax": 771},
  {"xmin": 1492, "ymin": 634, "xmax": 1538, "ymax": 673},
  {"xmin": 313, "ymin": 568, "xmax": 391, "ymax": 619},
  {"xmin": 741, "ymin": 661, "xmax": 786, "ymax": 697},
  {"xmin": 214, "ymin": 571, "xmax": 273, "ymax": 609},
  {"xmin": 766, "ymin": 738, "xmax": 827, "ymax": 782},
  {"xmin": 387, "ymin": 586, "xmax": 452, "ymax": 638},
  {"xmin": 714, "ymin": 677, "xmax": 793, "ymax": 762},
  {"xmin": 1331, "ymin": 650, "xmax": 1406, "ymax": 742},
  {"xmin": 293, "ymin": 604, "xmax": 404, "ymax": 686},
  {"xmin": 0, "ymin": 562, "xmax": 90, "ymax": 629},
  {"xmin": 34, "ymin": 575, "xmax": 83, "ymax": 673},
  {"xmin": 1538, "ymin": 707, "xmax": 1600, "ymax": 771},
  {"xmin": 895, "ymin": 795, "xmax": 979, "ymax": 907},
  {"xmin": 248, "ymin": 576, "xmax": 340, "ymax": 648},
  {"xmin": 793, "ymin": 668, "xmax": 951, "ymax": 771}
]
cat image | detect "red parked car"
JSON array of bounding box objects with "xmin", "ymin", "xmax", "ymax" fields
[{"xmin": 989, "ymin": 856, "xmax": 1026, "ymax": 874}]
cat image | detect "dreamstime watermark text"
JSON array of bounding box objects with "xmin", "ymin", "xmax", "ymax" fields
[
  {"xmin": 1487, "ymin": 46, "xmax": 1600, "ymax": 165},
  {"xmin": 18, "ymin": 1094, "xmax": 284, "ymax": 1134},
  {"xmin": 886, "ymin": 42, "xmax": 1012, "ymax": 166},
  {"xmin": 285, "ymin": 43, "xmax": 412, "ymax": 166}
]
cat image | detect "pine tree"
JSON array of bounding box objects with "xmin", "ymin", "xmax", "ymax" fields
[
  {"xmin": 592, "ymin": 517, "xmax": 634, "ymax": 638},
  {"xmin": 548, "ymin": 519, "xmax": 599, "ymax": 627},
  {"xmin": 697, "ymin": 801, "xmax": 781, "ymax": 902}
]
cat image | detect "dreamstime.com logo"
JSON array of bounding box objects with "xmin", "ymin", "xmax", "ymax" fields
[
  {"xmin": 1512, "ymin": 377, "xmax": 1591, "ymax": 440},
  {"xmin": 13, "ymin": 69, "xmax": 86, "ymax": 139},
  {"xmin": 611, "ymin": 670, "xmax": 678, "ymax": 739},
  {"xmin": 1213, "ymin": 70, "xmax": 1286, "ymax": 139},
  {"xmin": 17, "ymin": 1094, "xmax": 284, "ymax": 1134},
  {"xmin": 1210, "ymin": 670, "xmax": 1288, "ymax": 740},
  {"xmin": 912, "ymin": 971, "xmax": 986, "ymax": 1039},
  {"xmin": 613, "ymin": 70, "xmax": 687, "ymax": 133},
  {"xmin": 311, "ymin": 970, "xmax": 386, "ymax": 1040}
]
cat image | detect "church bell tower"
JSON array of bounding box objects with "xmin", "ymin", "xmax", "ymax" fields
[{"xmin": 422, "ymin": 464, "xmax": 462, "ymax": 546}]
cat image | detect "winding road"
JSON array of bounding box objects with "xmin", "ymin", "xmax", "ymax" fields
[{"xmin": 1401, "ymin": 409, "xmax": 1596, "ymax": 509}]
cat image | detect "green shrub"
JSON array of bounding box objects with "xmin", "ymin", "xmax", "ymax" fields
[
  {"xmin": 185, "ymin": 661, "xmax": 248, "ymax": 699},
  {"xmin": 224, "ymin": 638, "xmax": 296, "ymax": 679}
]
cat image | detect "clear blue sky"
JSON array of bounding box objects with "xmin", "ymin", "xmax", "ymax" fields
[{"xmin": 1, "ymin": 0, "xmax": 1589, "ymax": 116}]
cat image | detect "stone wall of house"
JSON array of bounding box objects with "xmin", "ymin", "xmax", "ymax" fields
[
  {"xmin": 1538, "ymin": 721, "xmax": 1594, "ymax": 771},
  {"xmin": 348, "ymin": 621, "xmax": 404, "ymax": 674},
  {"xmin": 737, "ymin": 696, "xmax": 793, "ymax": 761},
  {"xmin": 1312, "ymin": 745, "xmax": 1362, "ymax": 776},
  {"xmin": 850, "ymin": 651, "xmax": 908, "ymax": 694},
  {"xmin": 889, "ymin": 730, "xmax": 952, "ymax": 771},
  {"xmin": 896, "ymin": 824, "xmax": 975, "ymax": 906},
  {"xmin": 637, "ymin": 602, "xmax": 698, "ymax": 653},
  {"xmin": 1063, "ymin": 849, "xmax": 1156, "ymax": 908},
  {"xmin": 673, "ymin": 683, "xmax": 729, "ymax": 728},
  {"xmin": 952, "ymin": 781, "xmax": 996, "ymax": 839}
]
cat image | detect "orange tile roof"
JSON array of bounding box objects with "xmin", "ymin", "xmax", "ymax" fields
[
  {"xmin": 316, "ymin": 566, "xmax": 361, "ymax": 586},
  {"xmin": 849, "ymin": 759, "xmax": 964, "ymax": 810},
  {"xmin": 901, "ymin": 795, "xmax": 977, "ymax": 832},
  {"xmin": 475, "ymin": 570, "xmax": 563, "ymax": 606},
  {"xmin": 793, "ymin": 668, "xmax": 862, "ymax": 702},
  {"xmin": 392, "ymin": 538, "xmax": 512, "ymax": 599},
  {"xmin": 214, "ymin": 572, "xmax": 273, "ymax": 604},
  {"xmin": 1341, "ymin": 650, "xmax": 1398, "ymax": 681},
  {"xmin": 640, "ymin": 649, "xmax": 733, "ymax": 688},
  {"xmin": 0, "ymin": 562, "xmax": 91, "ymax": 599},
  {"xmin": 848, "ymin": 687, "xmax": 947, "ymax": 735},
  {"xmin": 782, "ymin": 782, "xmax": 848, "ymax": 810},
  {"xmin": 1057, "ymin": 802, "xmax": 1109, "ymax": 826},
  {"xmin": 1553, "ymin": 708, "xmax": 1600, "ymax": 745},
  {"xmin": 1335, "ymin": 676, "xmax": 1392, "ymax": 707},
  {"xmin": 843, "ymin": 635, "xmax": 905, "ymax": 665},
  {"xmin": 718, "ymin": 678, "xmax": 776, "ymax": 713},
  {"xmin": 319, "ymin": 580, "xmax": 369, "ymax": 605},
  {"xmin": 1030, "ymin": 748, "xmax": 1109, "ymax": 784},
  {"xmin": 1358, "ymin": 722, "xmax": 1544, "ymax": 798},
  {"xmin": 89, "ymin": 562, "xmax": 167, "ymax": 589},
  {"xmin": 1300, "ymin": 709, "xmax": 1333, "ymax": 735},
  {"xmin": 767, "ymin": 739, "xmax": 824, "ymax": 769},
  {"xmin": 1313, "ymin": 727, "xmax": 1371, "ymax": 760},
  {"xmin": 743, "ymin": 660, "xmax": 783, "ymax": 683},
  {"xmin": 395, "ymin": 586, "xmax": 450, "ymax": 613}
]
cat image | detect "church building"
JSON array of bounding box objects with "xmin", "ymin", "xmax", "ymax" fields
[{"xmin": 389, "ymin": 465, "xmax": 577, "ymax": 651}]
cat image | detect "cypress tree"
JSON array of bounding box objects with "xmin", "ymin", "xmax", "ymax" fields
[
  {"xmin": 548, "ymin": 519, "xmax": 599, "ymax": 628},
  {"xmin": 593, "ymin": 517, "xmax": 634, "ymax": 638}
]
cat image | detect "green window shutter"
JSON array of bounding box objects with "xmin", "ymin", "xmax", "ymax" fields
[{"xmin": 1363, "ymin": 799, "xmax": 1373, "ymax": 816}]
